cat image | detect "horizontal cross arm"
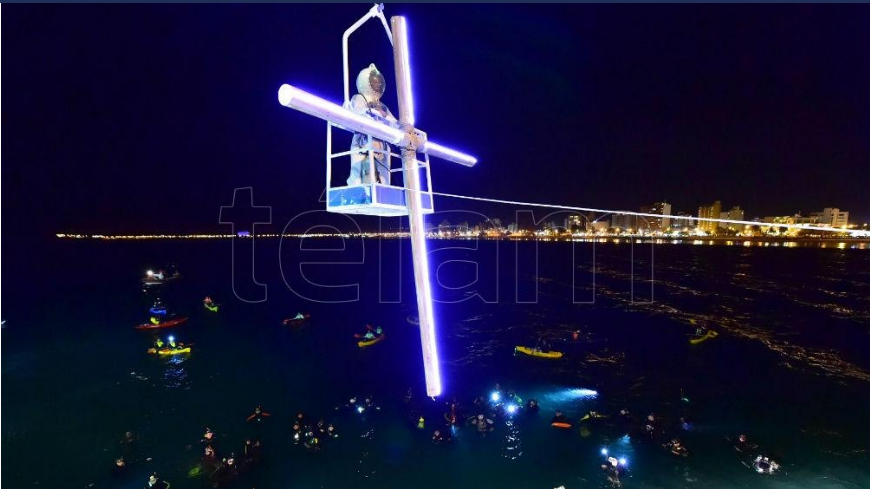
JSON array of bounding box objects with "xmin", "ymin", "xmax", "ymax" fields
[{"xmin": 278, "ymin": 84, "xmax": 477, "ymax": 167}]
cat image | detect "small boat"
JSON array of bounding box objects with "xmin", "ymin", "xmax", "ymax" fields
[
  {"xmin": 135, "ymin": 316, "xmax": 188, "ymax": 330},
  {"xmin": 147, "ymin": 346, "xmax": 191, "ymax": 355},
  {"xmin": 358, "ymin": 334, "xmax": 385, "ymax": 348},
  {"xmin": 515, "ymin": 346, "xmax": 563, "ymax": 359},
  {"xmin": 142, "ymin": 269, "xmax": 181, "ymax": 286},
  {"xmin": 689, "ymin": 330, "xmax": 719, "ymax": 345},
  {"xmin": 283, "ymin": 314, "xmax": 311, "ymax": 326}
]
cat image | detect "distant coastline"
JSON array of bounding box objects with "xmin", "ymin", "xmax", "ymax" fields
[{"xmin": 55, "ymin": 233, "xmax": 870, "ymax": 248}]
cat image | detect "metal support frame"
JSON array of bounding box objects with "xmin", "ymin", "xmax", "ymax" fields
[{"xmin": 279, "ymin": 6, "xmax": 476, "ymax": 397}]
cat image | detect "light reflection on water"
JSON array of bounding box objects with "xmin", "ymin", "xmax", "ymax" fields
[{"xmin": 162, "ymin": 354, "xmax": 190, "ymax": 390}]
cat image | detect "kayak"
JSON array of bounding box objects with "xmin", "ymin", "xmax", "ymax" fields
[
  {"xmin": 135, "ymin": 316, "xmax": 188, "ymax": 330},
  {"xmin": 689, "ymin": 330, "xmax": 719, "ymax": 345},
  {"xmin": 142, "ymin": 273, "xmax": 181, "ymax": 285},
  {"xmin": 148, "ymin": 346, "xmax": 191, "ymax": 355},
  {"xmin": 551, "ymin": 422, "xmax": 573, "ymax": 429},
  {"xmin": 358, "ymin": 334, "xmax": 385, "ymax": 348},
  {"xmin": 283, "ymin": 314, "xmax": 311, "ymax": 326},
  {"xmin": 579, "ymin": 413, "xmax": 607, "ymax": 422},
  {"xmin": 515, "ymin": 346, "xmax": 563, "ymax": 359},
  {"xmin": 204, "ymin": 303, "xmax": 219, "ymax": 312}
]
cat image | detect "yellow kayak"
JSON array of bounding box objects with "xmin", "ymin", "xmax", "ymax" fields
[
  {"xmin": 689, "ymin": 330, "xmax": 719, "ymax": 345},
  {"xmin": 148, "ymin": 347, "xmax": 191, "ymax": 355},
  {"xmin": 358, "ymin": 334, "xmax": 385, "ymax": 348},
  {"xmin": 515, "ymin": 346, "xmax": 563, "ymax": 359}
]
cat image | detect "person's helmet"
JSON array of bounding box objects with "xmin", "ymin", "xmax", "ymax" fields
[
  {"xmin": 477, "ymin": 414, "xmax": 484, "ymax": 420},
  {"xmin": 739, "ymin": 434, "xmax": 747, "ymax": 442},
  {"xmin": 356, "ymin": 64, "xmax": 386, "ymax": 102}
]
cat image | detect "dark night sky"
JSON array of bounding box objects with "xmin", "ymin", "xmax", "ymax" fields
[{"xmin": 4, "ymin": 4, "xmax": 870, "ymax": 237}]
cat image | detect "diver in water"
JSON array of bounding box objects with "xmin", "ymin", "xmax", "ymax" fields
[
  {"xmin": 526, "ymin": 399, "xmax": 539, "ymax": 413},
  {"xmin": 600, "ymin": 456, "xmax": 624, "ymax": 488},
  {"xmin": 201, "ymin": 427, "xmax": 215, "ymax": 445},
  {"xmin": 730, "ymin": 434, "xmax": 758, "ymax": 453},
  {"xmin": 243, "ymin": 439, "xmax": 262, "ymax": 462},
  {"xmin": 416, "ymin": 415, "xmax": 425, "ymax": 430},
  {"xmin": 145, "ymin": 473, "xmax": 171, "ymax": 489},
  {"xmin": 327, "ymin": 424, "xmax": 338, "ymax": 439},
  {"xmin": 664, "ymin": 438, "xmax": 689, "ymax": 457},
  {"xmin": 506, "ymin": 389, "xmax": 523, "ymax": 405},
  {"xmin": 304, "ymin": 435, "xmax": 321, "ymax": 451},
  {"xmin": 432, "ymin": 429, "xmax": 452, "ymax": 444},
  {"xmin": 581, "ymin": 410, "xmax": 607, "ymax": 422},
  {"xmin": 246, "ymin": 405, "xmax": 271, "ymax": 423},
  {"xmin": 473, "ymin": 396, "xmax": 485, "ymax": 410},
  {"xmin": 551, "ymin": 410, "xmax": 569, "ymax": 425},
  {"xmin": 469, "ymin": 414, "xmax": 494, "ymax": 435},
  {"xmin": 753, "ymin": 455, "xmax": 780, "ymax": 474},
  {"xmin": 444, "ymin": 399, "xmax": 460, "ymax": 425},
  {"xmin": 292, "ymin": 422, "xmax": 303, "ymax": 444},
  {"xmin": 112, "ymin": 457, "xmax": 127, "ymax": 477},
  {"xmin": 644, "ymin": 414, "xmax": 658, "ymax": 439}
]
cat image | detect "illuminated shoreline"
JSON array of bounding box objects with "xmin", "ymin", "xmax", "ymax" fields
[{"xmin": 54, "ymin": 233, "xmax": 870, "ymax": 248}]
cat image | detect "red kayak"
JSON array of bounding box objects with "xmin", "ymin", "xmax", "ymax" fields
[
  {"xmin": 282, "ymin": 314, "xmax": 311, "ymax": 326},
  {"xmin": 135, "ymin": 316, "xmax": 188, "ymax": 330}
]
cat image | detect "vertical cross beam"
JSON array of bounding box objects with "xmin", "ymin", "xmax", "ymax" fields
[{"xmin": 391, "ymin": 16, "xmax": 441, "ymax": 397}]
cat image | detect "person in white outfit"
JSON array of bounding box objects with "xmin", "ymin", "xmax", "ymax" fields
[{"xmin": 346, "ymin": 63, "xmax": 397, "ymax": 186}]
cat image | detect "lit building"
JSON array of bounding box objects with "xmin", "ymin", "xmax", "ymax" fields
[
  {"xmin": 611, "ymin": 214, "xmax": 636, "ymax": 232},
  {"xmin": 638, "ymin": 202, "xmax": 672, "ymax": 233},
  {"xmin": 810, "ymin": 208, "xmax": 849, "ymax": 228},
  {"xmin": 698, "ymin": 201, "xmax": 722, "ymax": 234},
  {"xmin": 590, "ymin": 221, "xmax": 609, "ymax": 233},
  {"xmin": 566, "ymin": 214, "xmax": 585, "ymax": 232},
  {"xmin": 719, "ymin": 206, "xmax": 744, "ymax": 231},
  {"xmin": 671, "ymin": 212, "xmax": 695, "ymax": 231}
]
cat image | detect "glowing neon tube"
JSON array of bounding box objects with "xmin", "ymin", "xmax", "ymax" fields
[{"xmin": 278, "ymin": 84, "xmax": 477, "ymax": 167}]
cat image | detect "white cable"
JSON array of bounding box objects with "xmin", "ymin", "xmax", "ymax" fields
[{"xmin": 402, "ymin": 189, "xmax": 863, "ymax": 236}]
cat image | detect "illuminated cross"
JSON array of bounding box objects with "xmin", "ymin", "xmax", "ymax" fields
[{"xmin": 278, "ymin": 5, "xmax": 477, "ymax": 397}]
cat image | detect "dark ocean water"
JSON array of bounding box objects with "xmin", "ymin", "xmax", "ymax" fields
[{"xmin": 2, "ymin": 238, "xmax": 870, "ymax": 489}]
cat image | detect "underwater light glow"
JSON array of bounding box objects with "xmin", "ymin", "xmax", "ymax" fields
[
  {"xmin": 491, "ymin": 392, "xmax": 501, "ymax": 402},
  {"xmin": 601, "ymin": 448, "xmax": 608, "ymax": 456},
  {"xmin": 506, "ymin": 404, "xmax": 517, "ymax": 414},
  {"xmin": 619, "ymin": 457, "xmax": 627, "ymax": 467}
]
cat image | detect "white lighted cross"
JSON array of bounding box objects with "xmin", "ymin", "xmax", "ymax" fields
[{"xmin": 278, "ymin": 6, "xmax": 477, "ymax": 397}]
